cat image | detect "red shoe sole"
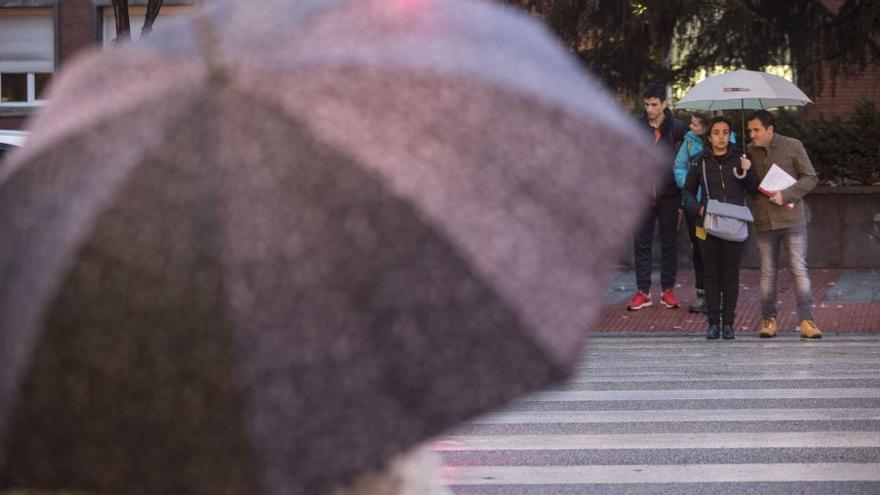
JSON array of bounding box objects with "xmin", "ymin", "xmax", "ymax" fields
[{"xmin": 627, "ymin": 301, "xmax": 653, "ymax": 311}]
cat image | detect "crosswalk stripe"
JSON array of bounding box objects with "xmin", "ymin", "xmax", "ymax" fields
[
  {"xmin": 432, "ymin": 431, "xmax": 880, "ymax": 450},
  {"xmin": 573, "ymin": 365, "xmax": 880, "ymax": 374},
  {"xmin": 524, "ymin": 388, "xmax": 880, "ymax": 401},
  {"xmin": 440, "ymin": 463, "xmax": 880, "ymax": 485},
  {"xmin": 580, "ymin": 356, "xmax": 880, "ymax": 362},
  {"xmin": 435, "ymin": 335, "xmax": 880, "ymax": 492},
  {"xmin": 583, "ymin": 354, "xmax": 880, "ymax": 362},
  {"xmin": 569, "ymin": 372, "xmax": 880, "ymax": 382},
  {"xmin": 475, "ymin": 408, "xmax": 880, "ymax": 424},
  {"xmin": 566, "ymin": 373, "xmax": 880, "ymax": 382},
  {"xmin": 575, "ymin": 361, "xmax": 880, "ymax": 370}
]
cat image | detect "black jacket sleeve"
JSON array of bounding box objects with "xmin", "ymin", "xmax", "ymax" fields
[{"xmin": 682, "ymin": 157, "xmax": 703, "ymax": 217}]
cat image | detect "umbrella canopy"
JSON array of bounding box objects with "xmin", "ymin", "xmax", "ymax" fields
[
  {"xmin": 0, "ymin": 0, "xmax": 661, "ymax": 494},
  {"xmin": 677, "ymin": 69, "xmax": 812, "ymax": 111}
]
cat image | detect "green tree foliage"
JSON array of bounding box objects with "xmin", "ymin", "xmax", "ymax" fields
[
  {"xmin": 505, "ymin": 1, "xmax": 688, "ymax": 101},
  {"xmin": 674, "ymin": 1, "xmax": 880, "ymax": 101},
  {"xmin": 503, "ymin": 1, "xmax": 880, "ymax": 103},
  {"xmin": 775, "ymin": 99, "xmax": 880, "ymax": 185}
]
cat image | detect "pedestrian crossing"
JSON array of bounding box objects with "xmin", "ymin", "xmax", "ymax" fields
[{"xmin": 432, "ymin": 335, "xmax": 880, "ymax": 494}]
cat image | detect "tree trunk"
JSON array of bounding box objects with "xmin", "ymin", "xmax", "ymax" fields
[
  {"xmin": 141, "ymin": 0, "xmax": 165, "ymax": 38},
  {"xmin": 111, "ymin": 0, "xmax": 130, "ymax": 44}
]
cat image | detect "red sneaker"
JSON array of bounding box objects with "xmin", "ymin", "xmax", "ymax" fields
[
  {"xmin": 661, "ymin": 288, "xmax": 680, "ymax": 309},
  {"xmin": 626, "ymin": 290, "xmax": 653, "ymax": 311}
]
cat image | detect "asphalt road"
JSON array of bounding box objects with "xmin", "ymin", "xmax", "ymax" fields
[{"xmin": 433, "ymin": 334, "xmax": 880, "ymax": 494}]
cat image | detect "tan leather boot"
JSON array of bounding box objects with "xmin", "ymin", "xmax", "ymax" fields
[
  {"xmin": 800, "ymin": 319, "xmax": 822, "ymax": 339},
  {"xmin": 759, "ymin": 316, "xmax": 777, "ymax": 338}
]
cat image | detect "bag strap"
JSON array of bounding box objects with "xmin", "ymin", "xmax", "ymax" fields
[
  {"xmin": 702, "ymin": 155, "xmax": 747, "ymax": 207},
  {"xmin": 701, "ymin": 157, "xmax": 713, "ymax": 201}
]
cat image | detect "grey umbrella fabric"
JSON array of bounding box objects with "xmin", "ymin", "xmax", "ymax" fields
[{"xmin": 0, "ymin": 0, "xmax": 661, "ymax": 494}]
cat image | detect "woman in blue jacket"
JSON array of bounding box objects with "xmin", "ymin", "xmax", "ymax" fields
[{"xmin": 674, "ymin": 112, "xmax": 711, "ymax": 314}]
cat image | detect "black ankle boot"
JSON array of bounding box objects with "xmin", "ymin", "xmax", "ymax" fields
[
  {"xmin": 706, "ymin": 324, "xmax": 720, "ymax": 339},
  {"xmin": 722, "ymin": 324, "xmax": 735, "ymax": 340}
]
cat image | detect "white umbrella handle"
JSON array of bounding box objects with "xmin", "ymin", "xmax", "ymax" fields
[{"xmin": 733, "ymin": 153, "xmax": 748, "ymax": 179}]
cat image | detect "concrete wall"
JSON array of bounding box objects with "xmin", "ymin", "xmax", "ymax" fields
[
  {"xmin": 621, "ymin": 187, "xmax": 880, "ymax": 270},
  {"xmin": 795, "ymin": 186, "xmax": 880, "ymax": 268}
]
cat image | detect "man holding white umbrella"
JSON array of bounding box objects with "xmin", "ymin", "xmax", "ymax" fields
[{"xmin": 678, "ymin": 70, "xmax": 821, "ymax": 339}]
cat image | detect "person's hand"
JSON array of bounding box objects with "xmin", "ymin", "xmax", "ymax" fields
[
  {"xmin": 699, "ymin": 206, "xmax": 705, "ymax": 217},
  {"xmin": 769, "ymin": 191, "xmax": 784, "ymax": 205},
  {"xmin": 740, "ymin": 155, "xmax": 751, "ymax": 171}
]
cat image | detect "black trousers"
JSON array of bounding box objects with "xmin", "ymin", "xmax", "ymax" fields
[
  {"xmin": 633, "ymin": 195, "xmax": 680, "ymax": 293},
  {"xmin": 699, "ymin": 234, "xmax": 746, "ymax": 325},
  {"xmin": 684, "ymin": 206, "xmax": 704, "ymax": 291}
]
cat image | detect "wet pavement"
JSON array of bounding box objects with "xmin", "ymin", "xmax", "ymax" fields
[{"xmin": 597, "ymin": 269, "xmax": 880, "ymax": 334}]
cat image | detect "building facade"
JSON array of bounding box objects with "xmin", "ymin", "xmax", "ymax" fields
[
  {"xmin": 0, "ymin": 0, "xmax": 192, "ymax": 130},
  {"xmin": 810, "ymin": 0, "xmax": 880, "ymax": 119}
]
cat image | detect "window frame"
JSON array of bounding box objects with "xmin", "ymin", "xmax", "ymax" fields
[
  {"xmin": 0, "ymin": 6, "xmax": 55, "ymax": 108},
  {"xmin": 0, "ymin": 71, "xmax": 52, "ymax": 106}
]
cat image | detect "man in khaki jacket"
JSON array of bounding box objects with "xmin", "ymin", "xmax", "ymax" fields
[{"xmin": 744, "ymin": 110, "xmax": 821, "ymax": 339}]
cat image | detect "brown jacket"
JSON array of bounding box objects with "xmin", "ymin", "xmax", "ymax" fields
[{"xmin": 747, "ymin": 133, "xmax": 818, "ymax": 232}]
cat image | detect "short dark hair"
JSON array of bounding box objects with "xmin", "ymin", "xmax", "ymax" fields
[
  {"xmin": 643, "ymin": 84, "xmax": 666, "ymax": 102},
  {"xmin": 706, "ymin": 116, "xmax": 732, "ymax": 136},
  {"xmin": 747, "ymin": 109, "xmax": 775, "ymax": 129},
  {"xmin": 691, "ymin": 111, "xmax": 711, "ymax": 128}
]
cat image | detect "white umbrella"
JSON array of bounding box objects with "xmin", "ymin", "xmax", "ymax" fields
[
  {"xmin": 677, "ymin": 69, "xmax": 812, "ymax": 150},
  {"xmin": 677, "ymin": 69, "xmax": 812, "ymax": 111}
]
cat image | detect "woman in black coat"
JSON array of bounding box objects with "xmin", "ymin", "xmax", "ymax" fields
[{"xmin": 682, "ymin": 117, "xmax": 759, "ymax": 340}]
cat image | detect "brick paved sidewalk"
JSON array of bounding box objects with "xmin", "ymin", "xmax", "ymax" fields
[{"xmin": 596, "ymin": 269, "xmax": 880, "ymax": 333}]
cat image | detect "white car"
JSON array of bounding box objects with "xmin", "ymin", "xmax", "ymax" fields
[
  {"xmin": 0, "ymin": 129, "xmax": 29, "ymax": 164},
  {"xmin": 0, "ymin": 129, "xmax": 28, "ymax": 146}
]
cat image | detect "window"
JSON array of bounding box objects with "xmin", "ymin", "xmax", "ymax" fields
[{"xmin": 0, "ymin": 9, "xmax": 54, "ymax": 106}]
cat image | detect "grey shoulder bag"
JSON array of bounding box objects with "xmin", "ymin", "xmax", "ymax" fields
[{"xmin": 701, "ymin": 157, "xmax": 754, "ymax": 242}]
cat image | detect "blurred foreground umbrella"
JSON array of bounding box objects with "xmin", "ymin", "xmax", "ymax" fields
[
  {"xmin": 677, "ymin": 69, "xmax": 812, "ymax": 141},
  {"xmin": 0, "ymin": 0, "xmax": 660, "ymax": 493}
]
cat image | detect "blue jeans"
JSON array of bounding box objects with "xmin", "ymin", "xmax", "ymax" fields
[{"xmin": 755, "ymin": 225, "xmax": 813, "ymax": 321}]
